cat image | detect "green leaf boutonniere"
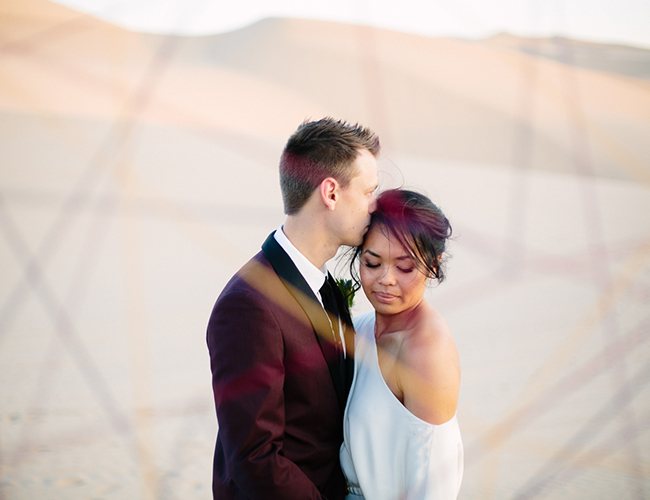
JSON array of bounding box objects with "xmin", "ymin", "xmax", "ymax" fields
[{"xmin": 335, "ymin": 278, "xmax": 356, "ymax": 309}]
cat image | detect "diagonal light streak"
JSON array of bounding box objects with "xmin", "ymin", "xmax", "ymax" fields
[
  {"xmin": 0, "ymin": 192, "xmax": 132, "ymax": 435},
  {"xmin": 503, "ymin": 34, "xmax": 539, "ymax": 280},
  {"xmin": 466, "ymin": 314, "xmax": 650, "ymax": 461},
  {"xmin": 489, "ymin": 45, "xmax": 650, "ymax": 185},
  {"xmin": 0, "ymin": 5, "xmax": 187, "ymax": 339},
  {"xmin": 557, "ymin": 34, "xmax": 644, "ymax": 494},
  {"xmin": 6, "ymin": 175, "xmax": 121, "ymax": 467},
  {"xmin": 512, "ymin": 358, "xmax": 650, "ymax": 500},
  {"xmin": 477, "ymin": 32, "xmax": 542, "ymax": 497},
  {"xmin": 469, "ymin": 46, "xmax": 650, "ymax": 489},
  {"xmin": 467, "ymin": 231, "xmax": 650, "ymax": 465},
  {"xmin": 0, "ymin": 14, "xmax": 97, "ymax": 53},
  {"xmin": 0, "ymin": 119, "xmax": 130, "ymax": 342},
  {"xmin": 1, "ymin": 14, "xmax": 195, "ymax": 499}
]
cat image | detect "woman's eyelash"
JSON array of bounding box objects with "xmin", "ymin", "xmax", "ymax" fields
[{"xmin": 363, "ymin": 261, "xmax": 414, "ymax": 273}]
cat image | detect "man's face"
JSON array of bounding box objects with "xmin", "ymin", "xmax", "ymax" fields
[{"xmin": 335, "ymin": 149, "xmax": 379, "ymax": 247}]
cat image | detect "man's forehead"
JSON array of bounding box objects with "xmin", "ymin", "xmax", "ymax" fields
[{"xmin": 352, "ymin": 150, "xmax": 378, "ymax": 181}]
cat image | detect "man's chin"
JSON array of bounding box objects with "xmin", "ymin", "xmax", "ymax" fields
[
  {"xmin": 342, "ymin": 226, "xmax": 370, "ymax": 248},
  {"xmin": 347, "ymin": 235, "xmax": 365, "ymax": 248}
]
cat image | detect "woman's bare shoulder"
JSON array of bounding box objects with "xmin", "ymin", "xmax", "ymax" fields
[
  {"xmin": 405, "ymin": 304, "xmax": 456, "ymax": 356},
  {"xmin": 400, "ymin": 302, "xmax": 460, "ymax": 425}
]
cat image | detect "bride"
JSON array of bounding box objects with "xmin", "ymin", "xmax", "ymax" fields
[{"xmin": 340, "ymin": 189, "xmax": 463, "ymax": 499}]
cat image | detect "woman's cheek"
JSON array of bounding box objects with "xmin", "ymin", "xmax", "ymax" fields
[{"xmin": 359, "ymin": 266, "xmax": 374, "ymax": 298}]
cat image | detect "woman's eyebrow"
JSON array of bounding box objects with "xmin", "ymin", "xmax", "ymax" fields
[{"xmin": 362, "ymin": 249, "xmax": 411, "ymax": 261}]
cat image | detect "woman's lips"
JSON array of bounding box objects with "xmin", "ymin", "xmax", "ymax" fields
[{"xmin": 374, "ymin": 291, "xmax": 397, "ymax": 303}]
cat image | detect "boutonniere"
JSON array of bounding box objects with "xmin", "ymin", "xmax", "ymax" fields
[{"xmin": 335, "ymin": 278, "xmax": 356, "ymax": 309}]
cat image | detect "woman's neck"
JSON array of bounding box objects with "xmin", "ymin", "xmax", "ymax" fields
[{"xmin": 374, "ymin": 299, "xmax": 426, "ymax": 339}]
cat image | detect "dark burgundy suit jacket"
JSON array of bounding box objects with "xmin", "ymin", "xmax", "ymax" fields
[{"xmin": 207, "ymin": 232, "xmax": 354, "ymax": 499}]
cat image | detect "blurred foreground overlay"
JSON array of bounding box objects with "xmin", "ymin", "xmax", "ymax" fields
[{"xmin": 1, "ymin": 0, "xmax": 649, "ymax": 498}]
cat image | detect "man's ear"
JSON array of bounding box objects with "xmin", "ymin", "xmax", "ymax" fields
[{"xmin": 319, "ymin": 177, "xmax": 339, "ymax": 211}]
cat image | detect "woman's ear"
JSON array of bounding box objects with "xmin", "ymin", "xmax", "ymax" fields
[{"xmin": 319, "ymin": 177, "xmax": 339, "ymax": 211}]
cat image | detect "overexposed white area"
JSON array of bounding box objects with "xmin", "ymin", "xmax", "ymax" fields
[{"xmin": 52, "ymin": 0, "xmax": 650, "ymax": 48}]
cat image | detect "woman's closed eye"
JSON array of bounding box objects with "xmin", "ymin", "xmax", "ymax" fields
[{"xmin": 362, "ymin": 260, "xmax": 415, "ymax": 274}]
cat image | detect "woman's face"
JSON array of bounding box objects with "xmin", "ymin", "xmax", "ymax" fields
[{"xmin": 359, "ymin": 225, "xmax": 429, "ymax": 316}]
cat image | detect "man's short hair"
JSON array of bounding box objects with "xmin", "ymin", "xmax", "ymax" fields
[{"xmin": 279, "ymin": 118, "xmax": 380, "ymax": 215}]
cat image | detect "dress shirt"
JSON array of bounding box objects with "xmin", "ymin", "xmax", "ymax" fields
[
  {"xmin": 274, "ymin": 225, "xmax": 327, "ymax": 304},
  {"xmin": 274, "ymin": 225, "xmax": 346, "ymax": 357}
]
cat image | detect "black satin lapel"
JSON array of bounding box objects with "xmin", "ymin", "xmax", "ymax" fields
[
  {"xmin": 262, "ymin": 233, "xmax": 347, "ymax": 409},
  {"xmin": 262, "ymin": 233, "xmax": 315, "ymax": 302},
  {"xmin": 326, "ymin": 273, "xmax": 356, "ymax": 396}
]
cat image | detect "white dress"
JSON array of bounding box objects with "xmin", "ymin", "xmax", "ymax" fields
[{"xmin": 340, "ymin": 312, "xmax": 464, "ymax": 500}]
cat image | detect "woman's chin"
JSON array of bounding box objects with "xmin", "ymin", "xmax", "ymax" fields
[{"xmin": 370, "ymin": 299, "xmax": 400, "ymax": 315}]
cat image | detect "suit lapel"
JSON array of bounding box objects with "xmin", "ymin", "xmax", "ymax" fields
[
  {"xmin": 324, "ymin": 273, "xmax": 355, "ymax": 395},
  {"xmin": 261, "ymin": 232, "xmax": 348, "ymax": 410}
]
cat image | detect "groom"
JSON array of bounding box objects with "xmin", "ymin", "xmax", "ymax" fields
[{"xmin": 207, "ymin": 118, "xmax": 380, "ymax": 499}]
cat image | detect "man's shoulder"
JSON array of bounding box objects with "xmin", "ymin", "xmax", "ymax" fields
[
  {"xmin": 213, "ymin": 246, "xmax": 312, "ymax": 327},
  {"xmin": 219, "ymin": 251, "xmax": 279, "ymax": 300},
  {"xmin": 208, "ymin": 251, "xmax": 313, "ymax": 345},
  {"xmin": 208, "ymin": 251, "xmax": 281, "ymax": 330}
]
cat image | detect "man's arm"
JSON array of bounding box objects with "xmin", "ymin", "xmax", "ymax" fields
[{"xmin": 208, "ymin": 288, "xmax": 325, "ymax": 499}]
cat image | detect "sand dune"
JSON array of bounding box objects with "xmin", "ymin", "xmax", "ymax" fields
[{"xmin": 2, "ymin": 0, "xmax": 649, "ymax": 180}]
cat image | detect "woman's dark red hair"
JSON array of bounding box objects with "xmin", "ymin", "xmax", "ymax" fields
[{"xmin": 348, "ymin": 189, "xmax": 452, "ymax": 291}]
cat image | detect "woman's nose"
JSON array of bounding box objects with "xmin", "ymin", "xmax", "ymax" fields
[{"xmin": 377, "ymin": 266, "xmax": 396, "ymax": 285}]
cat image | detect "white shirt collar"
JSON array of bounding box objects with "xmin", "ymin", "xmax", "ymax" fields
[{"xmin": 274, "ymin": 225, "xmax": 327, "ymax": 301}]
